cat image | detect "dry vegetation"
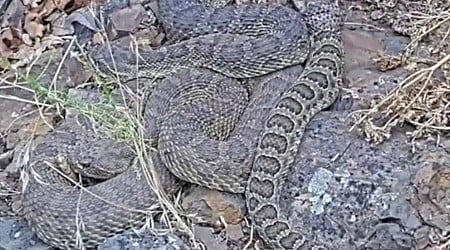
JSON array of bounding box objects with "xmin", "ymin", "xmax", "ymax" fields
[
  {"xmin": 350, "ymin": 0, "xmax": 450, "ymax": 145},
  {"xmin": 3, "ymin": 34, "xmax": 207, "ymax": 250},
  {"xmin": 0, "ymin": 1, "xmax": 204, "ymax": 248}
]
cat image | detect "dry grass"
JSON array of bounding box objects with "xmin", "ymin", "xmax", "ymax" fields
[
  {"xmin": 0, "ymin": 20, "xmax": 202, "ymax": 250},
  {"xmin": 348, "ymin": 4, "xmax": 450, "ymax": 247},
  {"xmin": 350, "ymin": 6, "xmax": 450, "ymax": 145},
  {"xmin": 84, "ymin": 31, "xmax": 203, "ymax": 248}
]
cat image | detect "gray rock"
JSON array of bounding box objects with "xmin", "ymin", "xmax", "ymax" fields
[
  {"xmin": 98, "ymin": 228, "xmax": 190, "ymax": 250},
  {"xmin": 277, "ymin": 111, "xmax": 449, "ymax": 250},
  {"xmin": 106, "ymin": 4, "xmax": 147, "ymax": 40},
  {"xmin": 0, "ymin": 217, "xmax": 53, "ymax": 250}
]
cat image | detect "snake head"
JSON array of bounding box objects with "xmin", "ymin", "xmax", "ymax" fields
[{"xmin": 74, "ymin": 141, "xmax": 135, "ymax": 180}]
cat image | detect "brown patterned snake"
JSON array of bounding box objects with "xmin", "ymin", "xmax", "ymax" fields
[{"xmin": 22, "ymin": 0, "xmax": 344, "ymax": 249}]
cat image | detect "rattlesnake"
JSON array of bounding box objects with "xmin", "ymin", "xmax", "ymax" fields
[{"xmin": 22, "ymin": 0, "xmax": 345, "ymax": 249}]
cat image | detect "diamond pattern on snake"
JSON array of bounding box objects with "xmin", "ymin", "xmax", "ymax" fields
[{"xmin": 22, "ymin": 0, "xmax": 345, "ymax": 249}]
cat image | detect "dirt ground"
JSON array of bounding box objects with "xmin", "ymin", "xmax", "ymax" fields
[{"xmin": 0, "ymin": 0, "xmax": 449, "ymax": 249}]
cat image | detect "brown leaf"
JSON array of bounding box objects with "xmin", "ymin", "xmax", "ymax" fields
[
  {"xmin": 24, "ymin": 12, "xmax": 47, "ymax": 38},
  {"xmin": 34, "ymin": 0, "xmax": 70, "ymax": 17},
  {"xmin": 0, "ymin": 28, "xmax": 24, "ymax": 60},
  {"xmin": 72, "ymin": 0, "xmax": 97, "ymax": 10}
]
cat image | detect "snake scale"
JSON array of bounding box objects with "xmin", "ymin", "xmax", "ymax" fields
[{"xmin": 22, "ymin": 0, "xmax": 344, "ymax": 249}]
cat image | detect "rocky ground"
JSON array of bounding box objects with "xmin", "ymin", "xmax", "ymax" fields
[{"xmin": 0, "ymin": 0, "xmax": 449, "ymax": 249}]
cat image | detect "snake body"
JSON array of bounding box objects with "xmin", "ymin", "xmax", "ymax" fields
[
  {"xmin": 92, "ymin": 0, "xmax": 310, "ymax": 81},
  {"xmin": 22, "ymin": 0, "xmax": 344, "ymax": 249},
  {"xmin": 246, "ymin": 10, "xmax": 345, "ymax": 249}
]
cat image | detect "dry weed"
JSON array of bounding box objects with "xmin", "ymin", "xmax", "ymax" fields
[
  {"xmin": 351, "ymin": 7, "xmax": 450, "ymax": 144},
  {"xmin": 0, "ymin": 17, "xmax": 201, "ymax": 250}
]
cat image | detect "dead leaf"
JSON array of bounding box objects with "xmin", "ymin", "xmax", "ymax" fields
[
  {"xmin": 24, "ymin": 11, "xmax": 47, "ymax": 38},
  {"xmin": 0, "ymin": 28, "xmax": 24, "ymax": 60},
  {"xmin": 71, "ymin": 0, "xmax": 97, "ymax": 11},
  {"xmin": 36, "ymin": 0, "xmax": 70, "ymax": 17},
  {"xmin": 1, "ymin": 34, "xmax": 64, "ymax": 69}
]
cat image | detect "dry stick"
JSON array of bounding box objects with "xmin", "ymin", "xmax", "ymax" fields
[
  {"xmin": 50, "ymin": 36, "xmax": 76, "ymax": 87},
  {"xmin": 349, "ymin": 52, "xmax": 450, "ymax": 132},
  {"xmin": 0, "ymin": 94, "xmax": 52, "ymax": 107},
  {"xmin": 90, "ymin": 31, "xmax": 193, "ymax": 240},
  {"xmin": 242, "ymin": 218, "xmax": 255, "ymax": 250},
  {"xmin": 124, "ymin": 35, "xmax": 196, "ymax": 243},
  {"xmin": 86, "ymin": 7, "xmax": 181, "ymax": 229},
  {"xmin": 407, "ymin": 89, "xmax": 450, "ymax": 131},
  {"xmin": 403, "ymin": 14, "xmax": 450, "ymax": 58},
  {"xmin": 66, "ymin": 15, "xmax": 194, "ymax": 244},
  {"xmin": 20, "ymin": 38, "xmax": 75, "ymax": 132},
  {"xmin": 127, "ymin": 39, "xmax": 177, "ymax": 227},
  {"xmin": 429, "ymin": 237, "xmax": 450, "ymax": 250},
  {"xmin": 440, "ymin": 24, "xmax": 450, "ymax": 47},
  {"xmin": 409, "ymin": 119, "xmax": 450, "ymax": 131}
]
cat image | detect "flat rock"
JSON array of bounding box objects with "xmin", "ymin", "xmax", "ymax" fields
[{"xmin": 182, "ymin": 186, "xmax": 246, "ymax": 227}]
